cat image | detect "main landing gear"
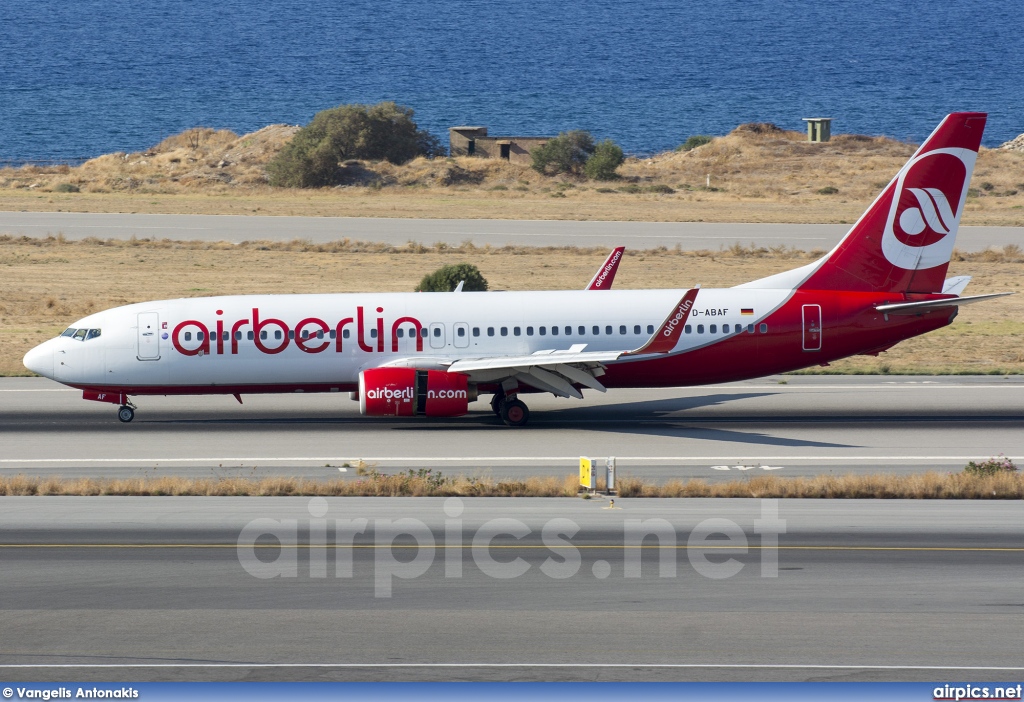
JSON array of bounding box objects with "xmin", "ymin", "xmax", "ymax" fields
[
  {"xmin": 491, "ymin": 393, "xmax": 530, "ymax": 427},
  {"xmin": 117, "ymin": 402, "xmax": 136, "ymax": 423}
]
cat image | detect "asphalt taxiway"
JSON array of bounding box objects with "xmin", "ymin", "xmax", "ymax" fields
[
  {"xmin": 0, "ymin": 498, "xmax": 1021, "ymax": 682},
  {"xmin": 2, "ymin": 376, "xmax": 1022, "ymax": 480},
  {"xmin": 1, "ymin": 212, "xmax": 1022, "ymax": 251}
]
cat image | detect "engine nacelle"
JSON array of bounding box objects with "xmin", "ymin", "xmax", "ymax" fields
[{"xmin": 359, "ymin": 368, "xmax": 473, "ymax": 417}]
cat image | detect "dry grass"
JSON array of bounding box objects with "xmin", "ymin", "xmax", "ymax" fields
[
  {"xmin": 2, "ymin": 235, "xmax": 1023, "ymax": 377},
  {"xmin": 1, "ymin": 123, "xmax": 1022, "ymax": 225},
  {"xmin": 2, "ymin": 471, "xmax": 1022, "ymax": 498}
]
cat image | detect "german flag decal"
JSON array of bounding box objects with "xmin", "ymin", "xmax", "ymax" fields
[{"xmin": 741, "ymin": 308, "xmax": 754, "ymax": 315}]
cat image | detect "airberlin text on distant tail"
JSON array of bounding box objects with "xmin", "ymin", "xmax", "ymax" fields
[{"xmin": 171, "ymin": 307, "xmax": 423, "ymax": 357}]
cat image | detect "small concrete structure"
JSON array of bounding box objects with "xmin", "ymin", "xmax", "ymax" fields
[
  {"xmin": 449, "ymin": 127, "xmax": 551, "ymax": 164},
  {"xmin": 802, "ymin": 118, "xmax": 832, "ymax": 143}
]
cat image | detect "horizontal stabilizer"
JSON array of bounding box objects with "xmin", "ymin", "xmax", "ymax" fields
[
  {"xmin": 942, "ymin": 276, "xmax": 972, "ymax": 295},
  {"xmin": 875, "ymin": 292, "xmax": 1013, "ymax": 315}
]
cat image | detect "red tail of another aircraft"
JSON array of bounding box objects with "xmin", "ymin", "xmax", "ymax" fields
[{"xmin": 798, "ymin": 112, "xmax": 987, "ymax": 294}]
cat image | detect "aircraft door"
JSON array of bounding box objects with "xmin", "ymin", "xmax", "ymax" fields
[
  {"xmin": 429, "ymin": 322, "xmax": 446, "ymax": 350},
  {"xmin": 453, "ymin": 322, "xmax": 470, "ymax": 349},
  {"xmin": 137, "ymin": 312, "xmax": 161, "ymax": 360},
  {"xmin": 802, "ymin": 305, "xmax": 822, "ymax": 351}
]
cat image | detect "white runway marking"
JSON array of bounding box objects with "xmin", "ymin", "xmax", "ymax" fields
[
  {"xmin": 0, "ymin": 663, "xmax": 1021, "ymax": 670},
  {"xmin": 0, "ymin": 456, "xmax": 1019, "ymax": 464}
]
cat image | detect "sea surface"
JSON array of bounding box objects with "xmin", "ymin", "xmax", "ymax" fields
[{"xmin": 1, "ymin": 0, "xmax": 1022, "ymax": 163}]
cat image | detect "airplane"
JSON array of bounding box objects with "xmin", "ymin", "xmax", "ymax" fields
[{"xmin": 23, "ymin": 112, "xmax": 1011, "ymax": 426}]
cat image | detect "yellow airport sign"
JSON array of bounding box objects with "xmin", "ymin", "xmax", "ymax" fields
[{"xmin": 579, "ymin": 457, "xmax": 594, "ymax": 489}]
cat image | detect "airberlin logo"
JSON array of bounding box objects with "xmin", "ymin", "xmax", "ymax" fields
[
  {"xmin": 591, "ymin": 249, "xmax": 622, "ymax": 289},
  {"xmin": 662, "ymin": 299, "xmax": 694, "ymax": 336},
  {"xmin": 881, "ymin": 147, "xmax": 975, "ymax": 270},
  {"xmin": 900, "ymin": 187, "xmax": 956, "ymax": 237},
  {"xmin": 366, "ymin": 387, "xmax": 414, "ymax": 401},
  {"xmin": 171, "ymin": 306, "xmax": 424, "ymax": 358}
]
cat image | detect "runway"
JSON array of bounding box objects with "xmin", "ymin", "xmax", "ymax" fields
[
  {"xmin": 0, "ymin": 497, "xmax": 1021, "ymax": 682},
  {"xmin": 2, "ymin": 376, "xmax": 1023, "ymax": 480},
  {"xmin": 1, "ymin": 212, "xmax": 1021, "ymax": 251}
]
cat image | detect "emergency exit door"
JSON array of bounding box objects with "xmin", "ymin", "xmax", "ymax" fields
[
  {"xmin": 802, "ymin": 305, "xmax": 822, "ymax": 351},
  {"xmin": 137, "ymin": 312, "xmax": 161, "ymax": 360}
]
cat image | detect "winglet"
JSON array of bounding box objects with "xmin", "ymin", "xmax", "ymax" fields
[
  {"xmin": 586, "ymin": 247, "xmax": 625, "ymax": 290},
  {"xmin": 625, "ymin": 288, "xmax": 699, "ymax": 355}
]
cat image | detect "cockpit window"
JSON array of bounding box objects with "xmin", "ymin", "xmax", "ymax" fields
[
  {"xmin": 85, "ymin": 329, "xmax": 101, "ymax": 340},
  {"xmin": 61, "ymin": 328, "xmax": 77, "ymax": 338},
  {"xmin": 72, "ymin": 329, "xmax": 88, "ymax": 341},
  {"xmin": 69, "ymin": 328, "xmax": 101, "ymax": 341}
]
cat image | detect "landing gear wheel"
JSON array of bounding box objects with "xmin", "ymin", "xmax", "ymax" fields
[
  {"xmin": 117, "ymin": 405, "xmax": 135, "ymax": 423},
  {"xmin": 500, "ymin": 398, "xmax": 529, "ymax": 427},
  {"xmin": 490, "ymin": 393, "xmax": 504, "ymax": 416}
]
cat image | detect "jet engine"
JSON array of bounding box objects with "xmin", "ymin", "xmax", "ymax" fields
[{"xmin": 358, "ymin": 368, "xmax": 474, "ymax": 417}]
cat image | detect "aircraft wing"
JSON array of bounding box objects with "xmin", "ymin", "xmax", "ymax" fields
[{"xmin": 875, "ymin": 292, "xmax": 1013, "ymax": 315}]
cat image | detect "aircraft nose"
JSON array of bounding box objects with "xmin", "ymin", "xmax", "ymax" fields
[{"xmin": 23, "ymin": 342, "xmax": 54, "ymax": 378}]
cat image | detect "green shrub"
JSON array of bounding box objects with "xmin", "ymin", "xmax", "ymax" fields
[
  {"xmin": 677, "ymin": 135, "xmax": 713, "ymax": 152},
  {"xmin": 584, "ymin": 139, "xmax": 625, "ymax": 180},
  {"xmin": 531, "ymin": 130, "xmax": 595, "ymax": 176},
  {"xmin": 817, "ymin": 186, "xmax": 839, "ymax": 195},
  {"xmin": 416, "ymin": 263, "xmax": 488, "ymax": 292},
  {"xmin": 54, "ymin": 183, "xmax": 80, "ymax": 193},
  {"xmin": 618, "ymin": 184, "xmax": 642, "ymax": 194},
  {"xmin": 267, "ymin": 102, "xmax": 442, "ymax": 188},
  {"xmin": 964, "ymin": 455, "xmax": 1018, "ymax": 476},
  {"xmin": 646, "ymin": 183, "xmax": 675, "ymax": 194}
]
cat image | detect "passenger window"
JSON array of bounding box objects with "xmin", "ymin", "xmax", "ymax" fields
[
  {"xmin": 234, "ymin": 331, "xmax": 242, "ymax": 340},
  {"xmin": 433, "ymin": 327, "xmax": 441, "ymax": 337},
  {"xmin": 197, "ymin": 331, "xmax": 205, "ymax": 341},
  {"xmin": 697, "ymin": 325, "xmax": 704, "ymax": 334},
  {"xmin": 593, "ymin": 326, "xmax": 600, "ymax": 335},
  {"xmin": 723, "ymin": 324, "xmax": 730, "ymax": 333},
  {"xmin": 420, "ymin": 328, "xmax": 427, "ymax": 338},
  {"xmin": 472, "ymin": 327, "xmax": 480, "ymax": 337},
  {"xmin": 61, "ymin": 328, "xmax": 76, "ymax": 338},
  {"xmin": 86, "ymin": 329, "xmax": 101, "ymax": 340},
  {"xmin": 487, "ymin": 327, "xmax": 495, "ymax": 337},
  {"xmin": 396, "ymin": 328, "xmax": 404, "ymax": 338},
  {"xmin": 760, "ymin": 323, "xmax": 768, "ymax": 333},
  {"xmin": 274, "ymin": 331, "xmax": 282, "ymax": 340},
  {"xmin": 578, "ymin": 326, "xmax": 585, "ymax": 335},
  {"xmin": 551, "ymin": 326, "xmax": 558, "ymax": 336},
  {"xmin": 565, "ymin": 326, "xmax": 572, "ymax": 335},
  {"xmin": 316, "ymin": 330, "xmax": 324, "ymax": 339},
  {"xmin": 647, "ymin": 325, "xmax": 654, "ymax": 334},
  {"xmin": 514, "ymin": 327, "xmax": 521, "ymax": 336},
  {"xmin": 501, "ymin": 327, "xmax": 508, "ymax": 336},
  {"xmin": 633, "ymin": 325, "xmax": 641, "ymax": 335},
  {"xmin": 370, "ymin": 329, "xmax": 377, "ymax": 339},
  {"xmin": 526, "ymin": 326, "xmax": 534, "ymax": 336},
  {"xmin": 710, "ymin": 324, "xmax": 717, "ymax": 334},
  {"xmin": 605, "ymin": 326, "xmax": 612, "ymax": 335},
  {"xmin": 539, "ymin": 326, "xmax": 546, "ymax": 336},
  {"xmin": 330, "ymin": 330, "xmax": 337, "ymax": 339},
  {"xmin": 184, "ymin": 332, "xmax": 192, "ymax": 342},
  {"xmin": 222, "ymin": 331, "xmax": 228, "ymax": 341},
  {"xmin": 747, "ymin": 324, "xmax": 754, "ymax": 333},
  {"xmin": 457, "ymin": 327, "xmax": 465, "ymax": 338},
  {"xmin": 247, "ymin": 331, "xmax": 254, "ymax": 340},
  {"xmin": 619, "ymin": 325, "xmax": 626, "ymax": 335},
  {"xmin": 684, "ymin": 325, "xmax": 692, "ymax": 334},
  {"xmin": 260, "ymin": 331, "xmax": 268, "ymax": 340},
  {"xmin": 344, "ymin": 329, "xmax": 352, "ymax": 339},
  {"xmin": 288, "ymin": 330, "xmax": 294, "ymax": 340}
]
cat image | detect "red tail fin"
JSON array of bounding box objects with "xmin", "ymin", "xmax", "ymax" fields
[{"xmin": 801, "ymin": 112, "xmax": 986, "ymax": 293}]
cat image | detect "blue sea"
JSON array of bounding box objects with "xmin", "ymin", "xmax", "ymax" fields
[{"xmin": 1, "ymin": 0, "xmax": 1022, "ymax": 163}]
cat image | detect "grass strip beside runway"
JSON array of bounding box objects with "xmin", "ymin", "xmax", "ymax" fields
[{"xmin": 0, "ymin": 470, "xmax": 1022, "ymax": 498}]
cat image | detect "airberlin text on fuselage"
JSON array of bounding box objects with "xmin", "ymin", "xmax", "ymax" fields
[{"xmin": 171, "ymin": 307, "xmax": 423, "ymax": 357}]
